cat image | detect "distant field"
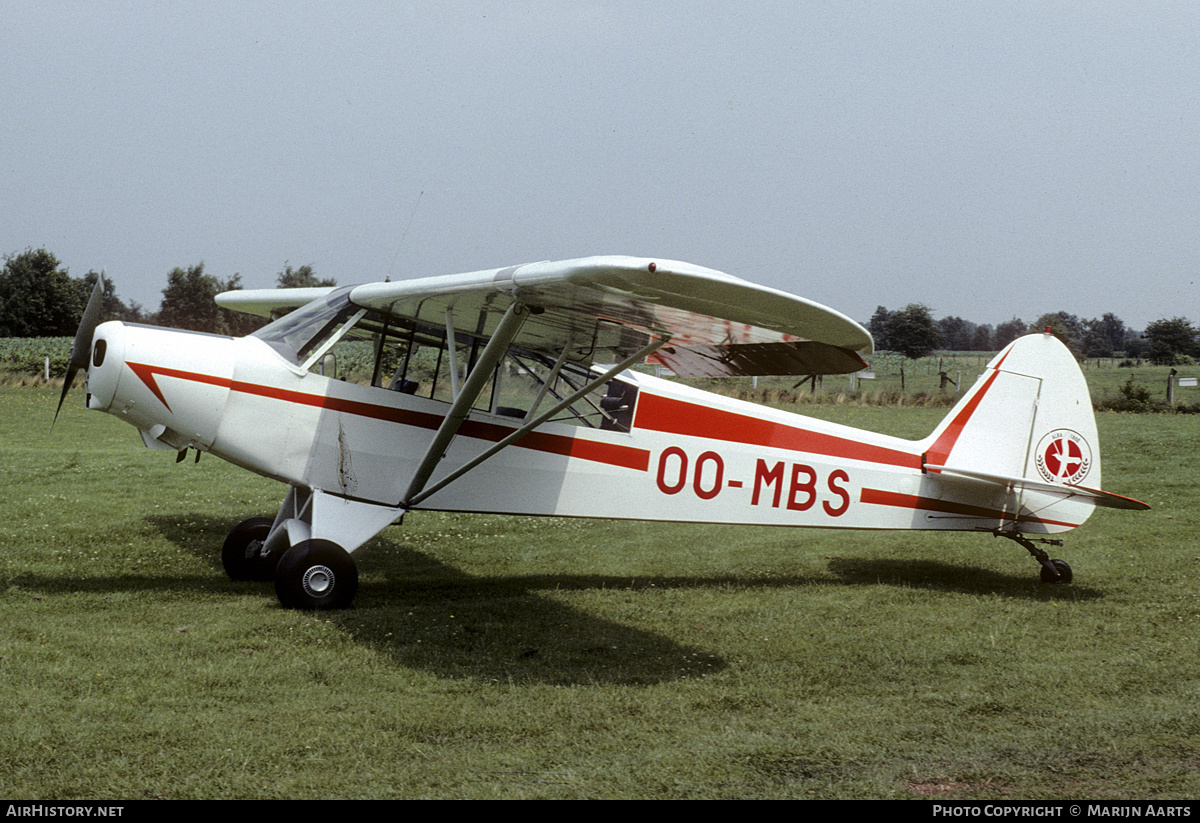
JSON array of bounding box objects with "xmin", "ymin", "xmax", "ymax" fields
[
  {"xmin": 1, "ymin": 385, "xmax": 1197, "ymax": 799},
  {"xmin": 694, "ymin": 351, "xmax": 1197, "ymax": 412}
]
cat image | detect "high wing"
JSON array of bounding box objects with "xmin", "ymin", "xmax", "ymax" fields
[
  {"xmin": 217, "ymin": 286, "xmax": 336, "ymax": 318},
  {"xmin": 216, "ymin": 256, "xmax": 872, "ymax": 377}
]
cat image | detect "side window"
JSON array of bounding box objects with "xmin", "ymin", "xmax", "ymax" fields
[
  {"xmin": 598, "ymin": 379, "xmax": 637, "ymax": 431},
  {"xmin": 496, "ymin": 351, "xmax": 639, "ymax": 432},
  {"xmin": 345, "ymin": 312, "xmax": 639, "ymax": 432},
  {"xmin": 355, "ymin": 315, "xmax": 493, "ymax": 410},
  {"xmin": 364, "ymin": 320, "xmax": 437, "ymax": 396}
]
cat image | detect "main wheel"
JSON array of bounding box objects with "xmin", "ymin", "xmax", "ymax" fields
[
  {"xmin": 222, "ymin": 516, "xmax": 278, "ymax": 581},
  {"xmin": 1040, "ymin": 558, "xmax": 1073, "ymax": 584},
  {"xmin": 274, "ymin": 539, "xmax": 358, "ymax": 610}
]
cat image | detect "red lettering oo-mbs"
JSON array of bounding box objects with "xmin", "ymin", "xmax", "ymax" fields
[{"xmin": 655, "ymin": 448, "xmax": 850, "ymax": 517}]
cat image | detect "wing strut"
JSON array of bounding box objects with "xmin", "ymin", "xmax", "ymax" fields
[
  {"xmin": 444, "ymin": 306, "xmax": 462, "ymax": 400},
  {"xmin": 404, "ymin": 334, "xmax": 670, "ymax": 509},
  {"xmin": 401, "ymin": 300, "xmax": 534, "ymax": 506}
]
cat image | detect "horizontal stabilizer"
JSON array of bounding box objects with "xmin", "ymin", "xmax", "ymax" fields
[{"xmin": 924, "ymin": 463, "xmax": 1150, "ymax": 511}]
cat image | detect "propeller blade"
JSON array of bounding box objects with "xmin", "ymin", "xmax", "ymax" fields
[{"xmin": 53, "ymin": 270, "xmax": 106, "ymax": 427}]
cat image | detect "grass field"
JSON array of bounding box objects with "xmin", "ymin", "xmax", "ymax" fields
[{"xmin": 2, "ymin": 386, "xmax": 1198, "ymax": 799}]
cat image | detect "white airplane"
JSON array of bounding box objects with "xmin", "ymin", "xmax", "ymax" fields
[{"xmin": 59, "ymin": 256, "xmax": 1148, "ymax": 610}]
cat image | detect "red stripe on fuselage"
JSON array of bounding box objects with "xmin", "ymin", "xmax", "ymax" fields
[
  {"xmin": 634, "ymin": 392, "xmax": 922, "ymax": 469},
  {"xmin": 124, "ymin": 362, "xmax": 649, "ymax": 472},
  {"xmin": 922, "ymin": 347, "xmax": 1013, "ymax": 466}
]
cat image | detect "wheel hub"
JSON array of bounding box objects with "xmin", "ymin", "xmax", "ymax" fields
[
  {"xmin": 246, "ymin": 539, "xmax": 264, "ymax": 561},
  {"xmin": 302, "ymin": 564, "xmax": 335, "ymax": 597}
]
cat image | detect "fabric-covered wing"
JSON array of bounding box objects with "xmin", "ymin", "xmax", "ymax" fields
[
  {"xmin": 218, "ymin": 256, "xmax": 873, "ymax": 377},
  {"xmin": 216, "ymin": 286, "xmax": 338, "ymax": 319}
]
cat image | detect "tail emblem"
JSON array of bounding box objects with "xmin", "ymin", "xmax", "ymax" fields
[{"xmin": 1035, "ymin": 429, "xmax": 1093, "ymax": 484}]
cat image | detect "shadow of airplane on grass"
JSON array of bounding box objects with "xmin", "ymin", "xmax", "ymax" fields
[
  {"xmin": 128, "ymin": 514, "xmax": 741, "ymax": 686},
  {"xmin": 825, "ymin": 556, "xmax": 1103, "ymax": 601},
  {"xmin": 7, "ymin": 514, "xmax": 1101, "ymax": 686}
]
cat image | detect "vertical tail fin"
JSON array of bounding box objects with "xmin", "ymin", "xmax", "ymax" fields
[{"xmin": 918, "ymin": 332, "xmax": 1111, "ymax": 529}]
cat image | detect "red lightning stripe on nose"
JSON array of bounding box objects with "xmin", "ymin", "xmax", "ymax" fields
[{"xmin": 125, "ymin": 362, "xmax": 233, "ymax": 412}]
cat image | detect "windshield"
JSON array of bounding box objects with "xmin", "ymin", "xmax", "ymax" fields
[{"xmin": 252, "ymin": 287, "xmax": 357, "ymax": 364}]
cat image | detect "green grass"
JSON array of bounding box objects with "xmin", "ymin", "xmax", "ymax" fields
[{"xmin": 2, "ymin": 386, "xmax": 1198, "ymax": 798}]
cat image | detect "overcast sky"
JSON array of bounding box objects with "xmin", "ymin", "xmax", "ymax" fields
[{"xmin": 3, "ymin": 1, "xmax": 1197, "ymax": 331}]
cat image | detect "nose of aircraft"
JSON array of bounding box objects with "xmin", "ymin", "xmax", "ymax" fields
[
  {"xmin": 75, "ymin": 319, "xmax": 239, "ymax": 453},
  {"xmin": 85, "ymin": 321, "xmax": 126, "ymax": 413}
]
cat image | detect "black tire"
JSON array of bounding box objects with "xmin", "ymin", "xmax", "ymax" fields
[
  {"xmin": 222, "ymin": 516, "xmax": 276, "ymax": 581},
  {"xmin": 1040, "ymin": 558, "xmax": 1073, "ymax": 584},
  {"xmin": 274, "ymin": 539, "xmax": 358, "ymax": 610}
]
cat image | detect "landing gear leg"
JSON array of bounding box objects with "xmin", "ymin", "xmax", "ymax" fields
[
  {"xmin": 995, "ymin": 532, "xmax": 1073, "ymax": 584},
  {"xmin": 238, "ymin": 485, "xmax": 392, "ymax": 609}
]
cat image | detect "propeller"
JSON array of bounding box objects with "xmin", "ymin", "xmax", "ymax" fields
[{"xmin": 54, "ymin": 269, "xmax": 106, "ymax": 427}]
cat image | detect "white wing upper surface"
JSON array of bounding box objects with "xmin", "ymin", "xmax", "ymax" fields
[
  {"xmin": 216, "ymin": 286, "xmax": 337, "ymax": 318},
  {"xmin": 217, "ymin": 256, "xmax": 873, "ymax": 377}
]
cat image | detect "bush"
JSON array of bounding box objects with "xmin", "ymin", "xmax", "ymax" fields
[
  {"xmin": 0, "ymin": 337, "xmax": 72, "ymax": 380},
  {"xmin": 1096, "ymin": 375, "xmax": 1162, "ymax": 412}
]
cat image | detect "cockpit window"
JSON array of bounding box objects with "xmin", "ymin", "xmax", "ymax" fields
[
  {"xmin": 256, "ymin": 296, "xmax": 641, "ymax": 431},
  {"xmin": 334, "ymin": 310, "xmax": 640, "ymax": 431},
  {"xmin": 252, "ymin": 287, "xmax": 357, "ymax": 364},
  {"xmin": 495, "ymin": 351, "xmax": 639, "ymax": 431}
]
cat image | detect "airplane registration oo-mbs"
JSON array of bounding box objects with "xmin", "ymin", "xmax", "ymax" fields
[{"xmin": 57, "ymin": 256, "xmax": 1148, "ymax": 610}]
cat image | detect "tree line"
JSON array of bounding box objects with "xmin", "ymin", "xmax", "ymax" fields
[
  {"xmin": 3, "ymin": 247, "xmax": 1196, "ymax": 366},
  {"xmin": 0, "ymin": 248, "xmax": 334, "ymax": 339},
  {"xmin": 869, "ymin": 303, "xmax": 1198, "ymax": 366}
]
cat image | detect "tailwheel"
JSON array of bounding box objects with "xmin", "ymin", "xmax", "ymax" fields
[
  {"xmin": 274, "ymin": 539, "xmax": 358, "ymax": 610},
  {"xmin": 994, "ymin": 531, "xmax": 1074, "ymax": 585},
  {"xmin": 1040, "ymin": 558, "xmax": 1073, "ymax": 584},
  {"xmin": 222, "ymin": 516, "xmax": 279, "ymax": 582}
]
